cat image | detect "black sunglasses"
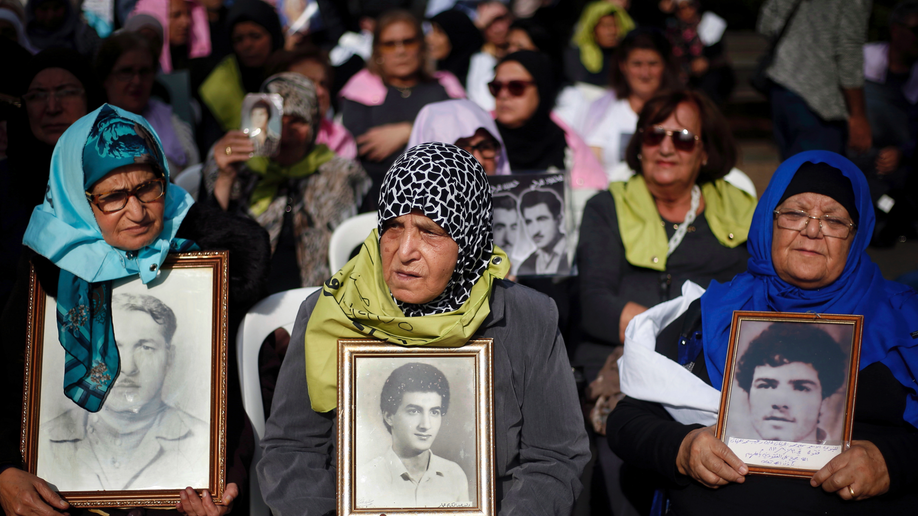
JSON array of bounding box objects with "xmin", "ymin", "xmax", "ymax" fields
[
  {"xmin": 640, "ymin": 126, "xmax": 701, "ymax": 152},
  {"xmin": 487, "ymin": 80, "xmax": 535, "ymax": 97}
]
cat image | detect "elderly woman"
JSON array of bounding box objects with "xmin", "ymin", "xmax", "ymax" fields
[
  {"xmin": 96, "ymin": 31, "xmax": 200, "ymax": 175},
  {"xmin": 206, "ymin": 73, "xmax": 370, "ymax": 291},
  {"xmin": 338, "ymin": 9, "xmax": 465, "ymax": 211},
  {"xmin": 256, "ymin": 142, "xmax": 590, "ymax": 515},
  {"xmin": 0, "ymin": 104, "xmax": 269, "ymax": 515},
  {"xmin": 607, "ymin": 150, "xmax": 918, "ymax": 514},
  {"xmin": 407, "ymin": 99, "xmax": 510, "ymax": 175},
  {"xmin": 130, "ymin": 0, "xmax": 212, "ymax": 73},
  {"xmin": 576, "ymin": 89, "xmax": 756, "ymax": 512}
]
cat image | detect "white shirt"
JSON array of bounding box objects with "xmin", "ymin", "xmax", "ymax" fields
[
  {"xmin": 585, "ymin": 98, "xmax": 638, "ymax": 182},
  {"xmin": 357, "ymin": 447, "xmax": 471, "ymax": 509},
  {"xmin": 467, "ymin": 52, "xmax": 498, "ymax": 112}
]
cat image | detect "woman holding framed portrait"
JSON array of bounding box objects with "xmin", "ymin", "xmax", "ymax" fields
[
  {"xmin": 0, "ymin": 104, "xmax": 270, "ymax": 515},
  {"xmin": 607, "ymin": 150, "xmax": 918, "ymax": 514},
  {"xmin": 256, "ymin": 142, "xmax": 590, "ymax": 515}
]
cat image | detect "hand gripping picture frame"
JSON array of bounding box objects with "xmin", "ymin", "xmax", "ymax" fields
[
  {"xmin": 714, "ymin": 311, "xmax": 863, "ymax": 477},
  {"xmin": 337, "ymin": 338, "xmax": 495, "ymax": 516},
  {"xmin": 21, "ymin": 252, "xmax": 229, "ymax": 507}
]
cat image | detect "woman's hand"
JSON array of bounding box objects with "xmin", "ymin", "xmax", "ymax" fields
[
  {"xmin": 875, "ymin": 146, "xmax": 902, "ymax": 175},
  {"xmin": 176, "ymin": 483, "xmax": 238, "ymax": 516},
  {"xmin": 0, "ymin": 468, "xmax": 70, "ymax": 516},
  {"xmin": 619, "ymin": 301, "xmax": 647, "ymax": 344},
  {"xmin": 810, "ymin": 440, "xmax": 890, "ymax": 501},
  {"xmin": 356, "ymin": 123, "xmax": 412, "ymax": 162},
  {"xmin": 212, "ymin": 131, "xmax": 253, "ymax": 210},
  {"xmin": 587, "ymin": 349, "xmax": 625, "ymax": 435},
  {"xmin": 676, "ymin": 426, "xmax": 747, "ymax": 488}
]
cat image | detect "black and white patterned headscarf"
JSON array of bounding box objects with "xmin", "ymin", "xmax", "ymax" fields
[{"xmin": 378, "ymin": 142, "xmax": 494, "ymax": 317}]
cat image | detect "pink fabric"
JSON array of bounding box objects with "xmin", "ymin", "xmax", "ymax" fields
[
  {"xmin": 551, "ymin": 112, "xmax": 608, "ymax": 189},
  {"xmin": 408, "ymin": 99, "xmax": 510, "ymax": 175},
  {"xmin": 317, "ymin": 118, "xmax": 357, "ymax": 160},
  {"xmin": 131, "ymin": 0, "xmax": 211, "ymax": 73},
  {"xmin": 338, "ymin": 68, "xmax": 466, "ymax": 106}
]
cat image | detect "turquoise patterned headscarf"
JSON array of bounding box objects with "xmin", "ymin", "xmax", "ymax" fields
[{"xmin": 23, "ymin": 104, "xmax": 196, "ymax": 412}]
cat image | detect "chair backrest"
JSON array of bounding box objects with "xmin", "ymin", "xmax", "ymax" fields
[
  {"xmin": 174, "ymin": 163, "xmax": 203, "ymax": 201},
  {"xmin": 236, "ymin": 286, "xmax": 319, "ymax": 516},
  {"xmin": 328, "ymin": 212, "xmax": 377, "ymax": 273}
]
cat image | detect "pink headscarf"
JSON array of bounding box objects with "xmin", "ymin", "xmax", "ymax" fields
[
  {"xmin": 408, "ymin": 99, "xmax": 510, "ymax": 175},
  {"xmin": 130, "ymin": 0, "xmax": 211, "ymax": 73}
]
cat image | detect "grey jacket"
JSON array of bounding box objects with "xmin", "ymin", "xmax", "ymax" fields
[{"xmin": 256, "ymin": 280, "xmax": 590, "ymax": 515}]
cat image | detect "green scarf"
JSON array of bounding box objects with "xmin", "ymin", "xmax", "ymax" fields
[
  {"xmin": 574, "ymin": 2, "xmax": 635, "ymax": 73},
  {"xmin": 304, "ymin": 230, "xmax": 510, "ymax": 413},
  {"xmin": 199, "ymin": 55, "xmax": 246, "ymax": 132},
  {"xmin": 245, "ymin": 144, "xmax": 335, "ymax": 215},
  {"xmin": 609, "ymin": 175, "xmax": 756, "ymax": 271}
]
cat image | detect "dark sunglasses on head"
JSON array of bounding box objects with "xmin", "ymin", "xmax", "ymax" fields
[
  {"xmin": 378, "ymin": 36, "xmax": 420, "ymax": 53},
  {"xmin": 488, "ymin": 80, "xmax": 535, "ymax": 97},
  {"xmin": 640, "ymin": 126, "xmax": 701, "ymax": 152}
]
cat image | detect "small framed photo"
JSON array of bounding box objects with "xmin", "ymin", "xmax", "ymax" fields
[
  {"xmin": 241, "ymin": 93, "xmax": 283, "ymax": 157},
  {"xmin": 337, "ymin": 339, "xmax": 495, "ymax": 516},
  {"xmin": 488, "ymin": 172, "xmax": 575, "ymax": 277},
  {"xmin": 21, "ymin": 252, "xmax": 230, "ymax": 507},
  {"xmin": 714, "ymin": 311, "xmax": 863, "ymax": 477}
]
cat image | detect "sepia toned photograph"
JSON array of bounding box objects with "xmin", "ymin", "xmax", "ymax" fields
[
  {"xmin": 338, "ymin": 339, "xmax": 495, "ymax": 516},
  {"xmin": 488, "ymin": 172, "xmax": 573, "ymax": 277},
  {"xmin": 22, "ymin": 253, "xmax": 229, "ymax": 507},
  {"xmin": 241, "ymin": 93, "xmax": 283, "ymax": 157},
  {"xmin": 715, "ymin": 312, "xmax": 862, "ymax": 477}
]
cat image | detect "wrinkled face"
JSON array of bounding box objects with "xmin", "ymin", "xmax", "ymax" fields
[
  {"xmin": 168, "ymin": 0, "xmax": 191, "ymax": 46},
  {"xmin": 493, "ymin": 61, "xmax": 539, "ymax": 129},
  {"xmin": 522, "ymin": 203, "xmax": 560, "ymax": 250},
  {"xmin": 103, "ymin": 49, "xmax": 156, "ymax": 115},
  {"xmin": 377, "ymin": 21, "xmax": 422, "ymax": 82},
  {"xmin": 454, "ymin": 128, "xmax": 500, "ymax": 174},
  {"xmin": 622, "ymin": 48, "xmax": 664, "ymax": 99},
  {"xmin": 289, "ymin": 58, "xmax": 330, "ymax": 118},
  {"xmin": 89, "ymin": 164, "xmax": 165, "ymax": 251},
  {"xmin": 106, "ymin": 307, "xmax": 171, "ymax": 415},
  {"xmin": 748, "ymin": 362, "xmax": 823, "ymax": 442},
  {"xmin": 385, "ymin": 391, "xmax": 443, "ymax": 458},
  {"xmin": 640, "ymin": 101, "xmax": 706, "ymax": 193},
  {"xmin": 26, "ymin": 68, "xmax": 88, "ymax": 146},
  {"xmin": 492, "ymin": 207, "xmax": 518, "ymax": 250},
  {"xmin": 426, "ymin": 22, "xmax": 451, "ymax": 61},
  {"xmin": 33, "ymin": 0, "xmax": 66, "ymax": 30},
  {"xmin": 250, "ymin": 105, "xmax": 269, "ymax": 130},
  {"xmin": 594, "ymin": 15, "xmax": 619, "ymax": 48},
  {"xmin": 771, "ymin": 193, "xmax": 854, "ymax": 289},
  {"xmin": 232, "ymin": 21, "xmax": 272, "ymax": 68},
  {"xmin": 381, "ymin": 211, "xmax": 459, "ymax": 305},
  {"xmin": 506, "ymin": 28, "xmax": 537, "ymax": 54}
]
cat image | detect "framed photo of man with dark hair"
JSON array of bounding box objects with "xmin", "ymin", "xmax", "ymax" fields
[
  {"xmin": 715, "ymin": 311, "xmax": 863, "ymax": 477},
  {"xmin": 337, "ymin": 339, "xmax": 495, "ymax": 516},
  {"xmin": 21, "ymin": 252, "xmax": 230, "ymax": 507}
]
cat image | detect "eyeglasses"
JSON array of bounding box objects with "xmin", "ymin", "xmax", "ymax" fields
[
  {"xmin": 111, "ymin": 66, "xmax": 155, "ymax": 82},
  {"xmin": 640, "ymin": 126, "xmax": 701, "ymax": 152},
  {"xmin": 22, "ymin": 87, "xmax": 85, "ymax": 106},
  {"xmin": 773, "ymin": 209, "xmax": 857, "ymax": 239},
  {"xmin": 459, "ymin": 139, "xmax": 500, "ymax": 159},
  {"xmin": 378, "ymin": 36, "xmax": 420, "ymax": 53},
  {"xmin": 487, "ymin": 80, "xmax": 535, "ymax": 97},
  {"xmin": 85, "ymin": 178, "xmax": 166, "ymax": 213}
]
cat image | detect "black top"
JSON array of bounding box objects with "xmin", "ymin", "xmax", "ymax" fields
[{"xmin": 606, "ymin": 299, "xmax": 918, "ymax": 516}]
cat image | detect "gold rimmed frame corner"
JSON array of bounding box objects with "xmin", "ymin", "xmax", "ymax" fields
[
  {"xmin": 22, "ymin": 251, "xmax": 230, "ymax": 507},
  {"xmin": 714, "ymin": 311, "xmax": 862, "ymax": 478},
  {"xmin": 337, "ymin": 338, "xmax": 495, "ymax": 516}
]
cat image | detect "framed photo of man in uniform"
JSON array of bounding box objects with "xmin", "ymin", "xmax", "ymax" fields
[
  {"xmin": 715, "ymin": 312, "xmax": 862, "ymax": 477},
  {"xmin": 21, "ymin": 252, "xmax": 230, "ymax": 507},
  {"xmin": 337, "ymin": 339, "xmax": 495, "ymax": 516}
]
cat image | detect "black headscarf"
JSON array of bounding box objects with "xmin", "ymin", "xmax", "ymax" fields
[
  {"xmin": 495, "ymin": 50, "xmax": 566, "ymax": 172},
  {"xmin": 226, "ymin": 0, "xmax": 284, "ymax": 93},
  {"xmin": 430, "ymin": 9, "xmax": 483, "ymax": 88}
]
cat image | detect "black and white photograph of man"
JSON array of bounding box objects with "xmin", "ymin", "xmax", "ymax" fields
[
  {"xmin": 726, "ymin": 322, "xmax": 851, "ymax": 444},
  {"xmin": 517, "ymin": 188, "xmax": 570, "ymax": 276},
  {"xmin": 355, "ymin": 360, "xmax": 475, "ymax": 509},
  {"xmin": 492, "ymin": 193, "xmax": 520, "ymax": 256},
  {"xmin": 36, "ymin": 270, "xmax": 214, "ymax": 492}
]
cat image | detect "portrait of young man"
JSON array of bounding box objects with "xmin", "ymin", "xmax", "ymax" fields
[
  {"xmin": 731, "ymin": 323, "xmax": 849, "ymax": 444},
  {"xmin": 492, "ymin": 193, "xmax": 519, "ymax": 256},
  {"xmin": 516, "ymin": 188, "xmax": 569, "ymax": 276},
  {"xmin": 356, "ymin": 362, "xmax": 470, "ymax": 509},
  {"xmin": 38, "ymin": 292, "xmax": 209, "ymax": 491}
]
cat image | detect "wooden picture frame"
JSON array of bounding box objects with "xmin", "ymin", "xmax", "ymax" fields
[
  {"xmin": 714, "ymin": 311, "xmax": 863, "ymax": 477},
  {"xmin": 21, "ymin": 252, "xmax": 229, "ymax": 507},
  {"xmin": 337, "ymin": 339, "xmax": 495, "ymax": 516}
]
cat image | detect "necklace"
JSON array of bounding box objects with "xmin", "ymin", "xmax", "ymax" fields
[
  {"xmin": 666, "ymin": 185, "xmax": 701, "ymax": 257},
  {"xmin": 395, "ymin": 85, "xmax": 412, "ymax": 98}
]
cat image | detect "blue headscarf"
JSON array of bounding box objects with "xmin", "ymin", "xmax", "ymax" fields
[
  {"xmin": 23, "ymin": 104, "xmax": 196, "ymax": 412},
  {"xmin": 700, "ymin": 150, "xmax": 918, "ymax": 428}
]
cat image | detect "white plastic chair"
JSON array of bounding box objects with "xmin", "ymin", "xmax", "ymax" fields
[
  {"xmin": 236, "ymin": 286, "xmax": 320, "ymax": 516},
  {"xmin": 173, "ymin": 163, "xmax": 202, "ymax": 201},
  {"xmin": 328, "ymin": 212, "xmax": 377, "ymax": 273}
]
